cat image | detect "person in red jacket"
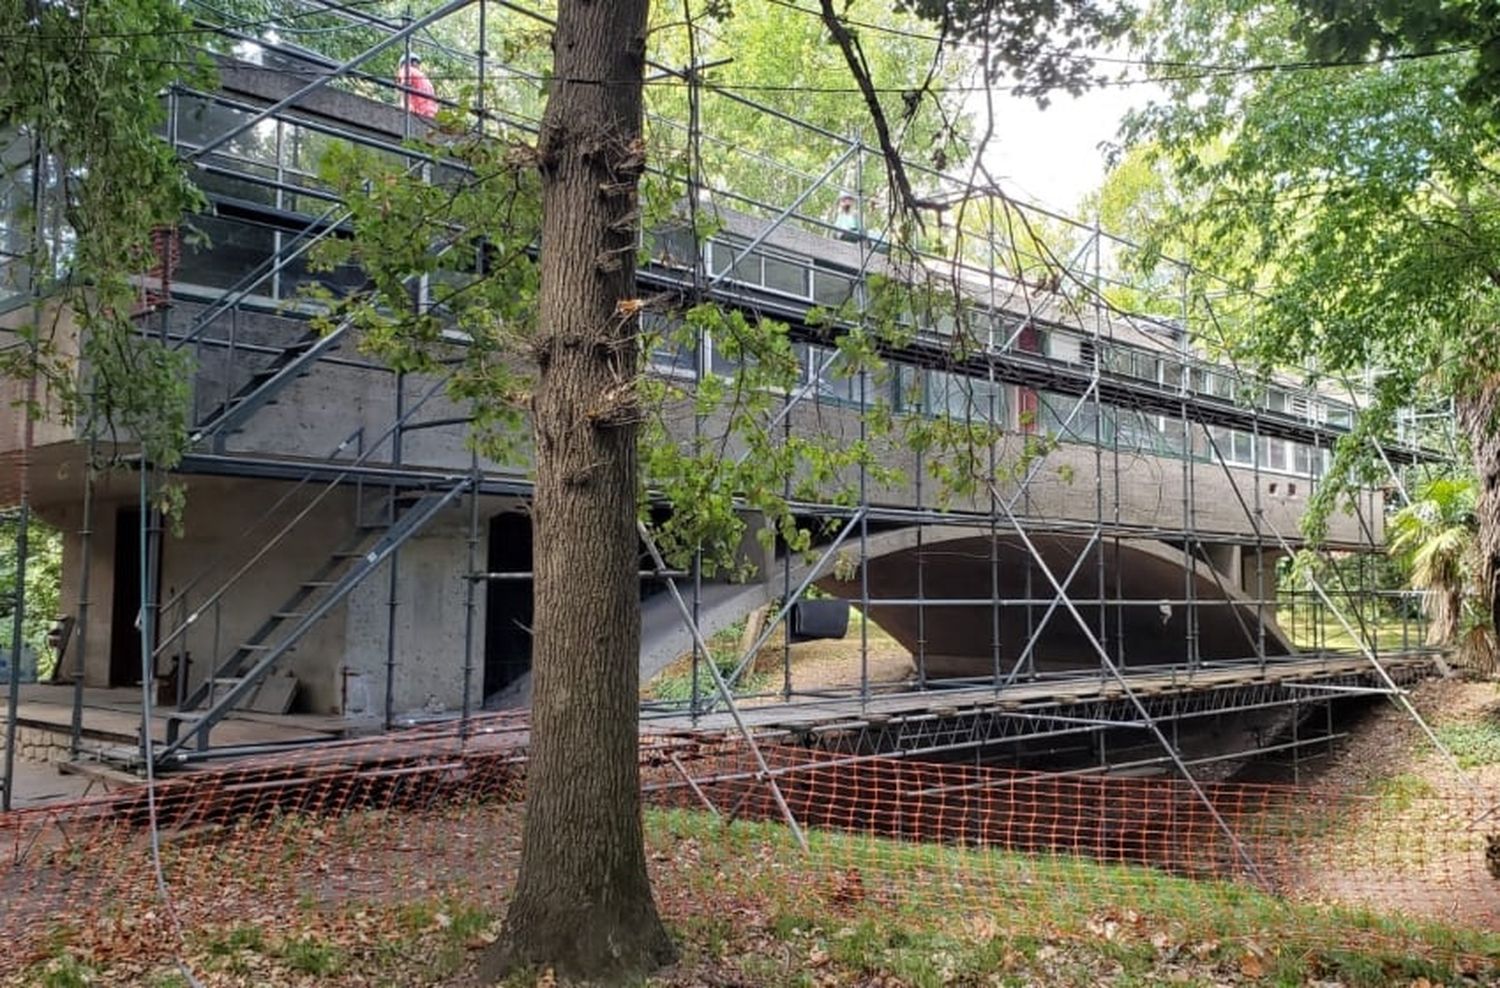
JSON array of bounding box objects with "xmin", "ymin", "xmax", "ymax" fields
[{"xmin": 396, "ymin": 54, "xmax": 437, "ymax": 119}]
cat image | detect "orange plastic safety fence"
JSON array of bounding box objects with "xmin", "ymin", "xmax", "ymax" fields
[{"xmin": 1, "ymin": 724, "xmax": 1496, "ymax": 979}]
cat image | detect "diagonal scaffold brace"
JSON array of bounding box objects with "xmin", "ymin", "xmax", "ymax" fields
[
  {"xmin": 988, "ymin": 483, "xmax": 1273, "ymax": 891},
  {"xmin": 637, "ymin": 519, "xmax": 810, "ymax": 851},
  {"xmin": 1194, "ymin": 421, "xmax": 1499, "ymax": 828}
]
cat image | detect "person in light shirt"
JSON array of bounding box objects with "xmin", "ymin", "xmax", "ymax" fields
[
  {"xmin": 832, "ymin": 194, "xmax": 862, "ymax": 241},
  {"xmin": 396, "ymin": 54, "xmax": 438, "ymax": 119}
]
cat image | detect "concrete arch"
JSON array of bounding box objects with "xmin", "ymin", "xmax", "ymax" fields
[
  {"xmin": 637, "ymin": 524, "xmax": 1294, "ymax": 687},
  {"xmin": 805, "ymin": 525, "xmax": 1294, "ymax": 677}
]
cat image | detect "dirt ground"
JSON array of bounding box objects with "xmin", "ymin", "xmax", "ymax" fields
[
  {"xmin": 648, "ymin": 612, "xmax": 917, "ymax": 700},
  {"xmin": 1274, "ymin": 676, "xmax": 1500, "ymax": 926},
  {"xmin": 754, "ymin": 619, "xmax": 915, "ymax": 695}
]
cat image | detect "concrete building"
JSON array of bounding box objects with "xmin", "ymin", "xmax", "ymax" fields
[{"xmin": 0, "ymin": 36, "xmax": 1415, "ymax": 765}]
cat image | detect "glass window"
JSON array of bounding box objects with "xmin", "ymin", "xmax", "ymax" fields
[
  {"xmin": 927, "ymin": 371, "xmax": 1002, "ymax": 421},
  {"xmin": 1047, "ymin": 333, "xmax": 1082, "ymax": 363},
  {"xmin": 646, "ymin": 223, "xmax": 698, "ymax": 269},
  {"xmin": 1116, "ymin": 410, "xmax": 1163, "ymax": 453},
  {"xmin": 174, "ymin": 97, "xmax": 277, "ymax": 165},
  {"xmin": 1193, "ymin": 424, "xmax": 1224, "ymax": 461},
  {"xmin": 1231, "ymin": 430, "xmax": 1254, "ymax": 465},
  {"xmin": 927, "ymin": 370, "xmax": 964, "ymax": 418},
  {"xmin": 194, "ymin": 154, "xmax": 279, "ymax": 207},
  {"xmin": 177, "ymin": 214, "xmax": 276, "ymax": 292},
  {"xmin": 1040, "ymin": 391, "xmax": 1112, "ymax": 444},
  {"xmin": 709, "ymin": 330, "xmax": 762, "ymax": 378},
  {"xmin": 279, "ymin": 233, "xmax": 365, "ymax": 300},
  {"xmin": 812, "ymin": 268, "xmax": 854, "ymax": 307},
  {"xmin": 894, "ymin": 364, "xmax": 925, "ymax": 412},
  {"xmin": 762, "ymin": 252, "xmax": 809, "ymax": 297},
  {"xmin": 975, "ymin": 378, "xmax": 1007, "ymax": 423},
  {"xmin": 1157, "ymin": 417, "xmax": 1186, "ymax": 457}
]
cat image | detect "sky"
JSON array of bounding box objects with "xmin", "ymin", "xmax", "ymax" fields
[{"xmin": 976, "ymin": 80, "xmax": 1161, "ymax": 216}]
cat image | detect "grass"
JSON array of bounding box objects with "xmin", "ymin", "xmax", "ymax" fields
[
  {"xmin": 648, "ymin": 618, "xmax": 773, "ymax": 701},
  {"xmin": 32, "ymin": 954, "xmax": 93, "ymax": 988},
  {"xmin": 647, "ymin": 807, "xmax": 1500, "ymax": 983},
  {"xmin": 1281, "ymin": 606, "xmax": 1416, "ymax": 653},
  {"xmin": 1435, "ymin": 718, "xmax": 1500, "ymax": 768},
  {"xmin": 1370, "ymin": 771, "xmax": 1439, "ymax": 811},
  {"xmin": 279, "ymin": 935, "xmax": 347, "ymax": 976},
  {"xmin": 10, "ymin": 804, "xmax": 1499, "ymax": 985}
]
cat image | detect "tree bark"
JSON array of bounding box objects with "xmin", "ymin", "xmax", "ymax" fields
[
  {"xmin": 1458, "ymin": 383, "xmax": 1500, "ymax": 653},
  {"xmin": 480, "ymin": 0, "xmax": 673, "ymax": 981}
]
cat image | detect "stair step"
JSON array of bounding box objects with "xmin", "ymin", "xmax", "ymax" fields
[
  {"xmin": 271, "ymin": 611, "xmax": 307, "ymax": 620},
  {"xmin": 331, "ymin": 550, "xmax": 370, "ymax": 559},
  {"xmin": 302, "ymin": 580, "xmax": 338, "ymax": 587}
]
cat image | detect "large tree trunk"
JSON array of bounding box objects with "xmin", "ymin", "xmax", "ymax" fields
[
  {"xmin": 481, "ymin": 0, "xmax": 673, "ymax": 981},
  {"xmin": 1459, "ymin": 383, "xmax": 1500, "ymax": 672}
]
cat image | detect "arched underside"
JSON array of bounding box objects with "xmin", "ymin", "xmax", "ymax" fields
[{"xmin": 812, "ymin": 527, "xmax": 1294, "ymax": 678}]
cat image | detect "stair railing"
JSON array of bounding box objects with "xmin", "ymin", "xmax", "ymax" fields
[
  {"xmin": 156, "ymin": 478, "xmax": 471, "ymax": 761},
  {"xmin": 152, "ymin": 371, "xmax": 457, "ymax": 665},
  {"xmin": 151, "ymin": 422, "xmax": 365, "ymax": 662}
]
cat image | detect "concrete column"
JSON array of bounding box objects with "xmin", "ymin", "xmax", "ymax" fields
[
  {"xmin": 1202, "ymin": 543, "xmax": 1243, "ymax": 591},
  {"xmin": 733, "ymin": 510, "xmax": 777, "ymax": 586}
]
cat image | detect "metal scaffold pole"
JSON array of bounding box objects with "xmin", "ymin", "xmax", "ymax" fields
[
  {"xmin": 460, "ymin": 449, "xmax": 480, "ymax": 738},
  {"xmin": 637, "ymin": 520, "xmax": 809, "ymax": 851},
  {"xmin": 989, "ymin": 487, "xmax": 1270, "ymax": 889},
  {"xmin": 69, "ymin": 422, "xmax": 96, "ymax": 759},
  {"xmin": 20, "ymin": 0, "xmax": 1453, "ymax": 793},
  {"xmin": 4, "ymin": 133, "xmax": 45, "ymax": 812},
  {"xmin": 4, "ymin": 507, "xmax": 29, "ymax": 812}
]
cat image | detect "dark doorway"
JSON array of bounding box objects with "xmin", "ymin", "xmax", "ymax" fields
[
  {"xmin": 484, "ymin": 512, "xmax": 533, "ymax": 699},
  {"xmin": 109, "ymin": 508, "xmax": 146, "ymax": 687}
]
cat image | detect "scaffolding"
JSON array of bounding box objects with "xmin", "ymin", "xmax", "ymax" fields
[{"xmin": 0, "ymin": 0, "xmax": 1469, "ymax": 850}]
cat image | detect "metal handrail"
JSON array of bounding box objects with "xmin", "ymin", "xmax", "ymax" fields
[
  {"xmin": 152, "ymin": 372, "xmax": 453, "ymax": 659},
  {"xmin": 151, "ymin": 421, "xmax": 365, "ymax": 656},
  {"xmin": 167, "ymin": 199, "xmax": 346, "ymax": 354},
  {"xmin": 170, "ymin": 0, "xmax": 1434, "ymax": 463}
]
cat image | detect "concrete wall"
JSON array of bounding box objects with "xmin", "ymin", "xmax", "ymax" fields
[
  {"xmin": 684, "ymin": 397, "xmax": 1381, "ymax": 548},
  {"xmin": 160, "ymin": 294, "xmax": 1373, "ymax": 548},
  {"xmin": 343, "ymin": 503, "xmax": 484, "ymax": 719},
  {"xmin": 158, "ymin": 477, "xmax": 357, "ymax": 712},
  {"xmin": 48, "ymin": 476, "xmax": 356, "ymax": 699},
  {"xmin": 0, "ymin": 303, "xmax": 78, "ymax": 453},
  {"xmin": 43, "ymin": 473, "xmax": 488, "ymax": 717},
  {"xmin": 49, "ymin": 490, "xmax": 119, "ymax": 688}
]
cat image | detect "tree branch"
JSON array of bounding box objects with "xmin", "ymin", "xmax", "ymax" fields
[{"xmin": 817, "ymin": 0, "xmax": 944, "ymax": 224}]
